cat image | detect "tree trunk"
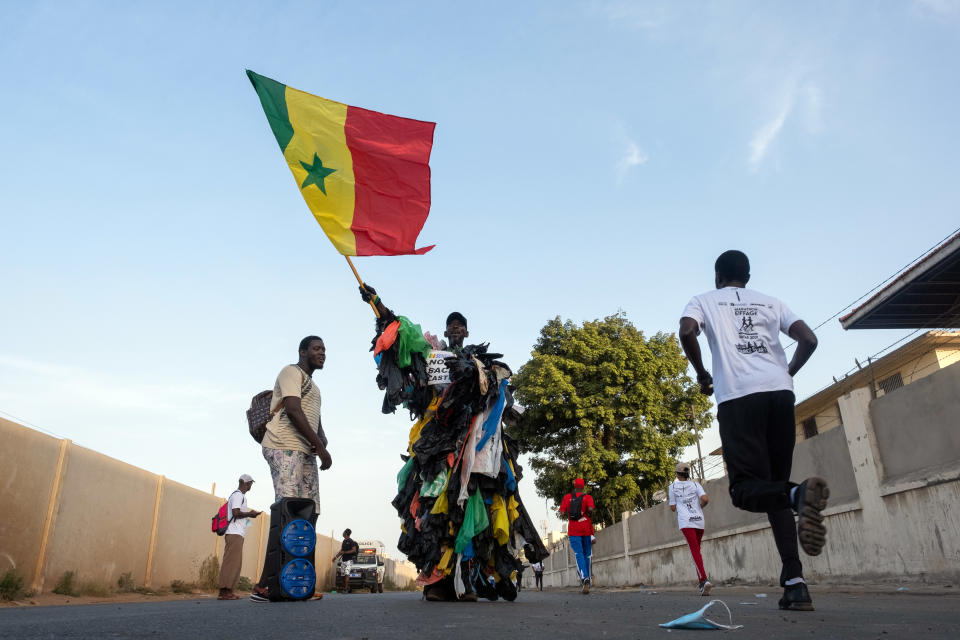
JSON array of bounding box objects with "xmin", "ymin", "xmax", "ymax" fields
[{"xmin": 602, "ymin": 425, "xmax": 614, "ymax": 450}]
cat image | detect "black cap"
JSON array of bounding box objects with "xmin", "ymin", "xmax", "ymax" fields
[{"xmin": 446, "ymin": 311, "xmax": 467, "ymax": 329}]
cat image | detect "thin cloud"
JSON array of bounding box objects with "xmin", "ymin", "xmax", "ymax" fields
[
  {"xmin": 748, "ymin": 80, "xmax": 822, "ymax": 171},
  {"xmin": 617, "ymin": 138, "xmax": 649, "ymax": 182},
  {"xmin": 912, "ymin": 0, "xmax": 960, "ymax": 18},
  {"xmin": 0, "ymin": 354, "xmax": 247, "ymax": 415},
  {"xmin": 602, "ymin": 1, "xmax": 670, "ymax": 31},
  {"xmin": 748, "ymin": 99, "xmax": 792, "ymax": 171},
  {"xmin": 801, "ymin": 84, "xmax": 823, "ymax": 133}
]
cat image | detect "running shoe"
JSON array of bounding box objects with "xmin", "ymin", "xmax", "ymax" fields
[
  {"xmin": 698, "ymin": 580, "xmax": 712, "ymax": 596},
  {"xmin": 794, "ymin": 477, "xmax": 830, "ymax": 556},
  {"xmin": 581, "ymin": 578, "xmax": 590, "ymax": 595},
  {"xmin": 778, "ymin": 582, "xmax": 814, "ymax": 611}
]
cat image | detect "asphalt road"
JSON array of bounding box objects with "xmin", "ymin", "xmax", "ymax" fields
[{"xmin": 2, "ymin": 586, "xmax": 959, "ymax": 639}]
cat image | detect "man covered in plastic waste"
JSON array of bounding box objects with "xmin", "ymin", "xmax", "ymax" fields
[{"xmin": 358, "ymin": 284, "xmax": 548, "ymax": 602}]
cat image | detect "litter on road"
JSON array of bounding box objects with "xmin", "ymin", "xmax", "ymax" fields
[{"xmin": 659, "ymin": 600, "xmax": 743, "ymax": 631}]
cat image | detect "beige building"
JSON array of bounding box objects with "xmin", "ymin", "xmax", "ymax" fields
[
  {"xmin": 797, "ymin": 229, "xmax": 960, "ymax": 441},
  {"xmin": 794, "ymin": 330, "xmax": 960, "ymax": 441}
]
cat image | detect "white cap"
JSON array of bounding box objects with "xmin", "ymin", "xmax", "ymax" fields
[{"xmin": 239, "ymin": 474, "xmax": 255, "ymax": 483}]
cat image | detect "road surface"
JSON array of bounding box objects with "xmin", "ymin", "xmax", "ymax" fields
[{"xmin": 2, "ymin": 585, "xmax": 958, "ymax": 639}]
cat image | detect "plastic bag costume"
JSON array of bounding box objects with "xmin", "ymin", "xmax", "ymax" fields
[{"xmin": 370, "ymin": 311, "xmax": 549, "ymax": 601}]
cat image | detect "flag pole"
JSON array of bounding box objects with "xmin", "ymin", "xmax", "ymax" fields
[{"xmin": 345, "ymin": 256, "xmax": 381, "ymax": 318}]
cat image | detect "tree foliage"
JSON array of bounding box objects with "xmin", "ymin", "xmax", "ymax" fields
[{"xmin": 509, "ymin": 312, "xmax": 712, "ymax": 526}]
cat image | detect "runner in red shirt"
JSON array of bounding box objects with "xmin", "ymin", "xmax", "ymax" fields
[{"xmin": 559, "ymin": 478, "xmax": 595, "ymax": 594}]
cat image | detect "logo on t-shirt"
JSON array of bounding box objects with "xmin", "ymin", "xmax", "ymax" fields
[
  {"xmin": 683, "ymin": 499, "xmax": 703, "ymax": 522},
  {"xmin": 733, "ymin": 307, "xmax": 769, "ymax": 354}
]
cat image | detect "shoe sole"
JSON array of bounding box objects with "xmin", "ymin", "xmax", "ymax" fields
[
  {"xmin": 797, "ymin": 477, "xmax": 830, "ymax": 556},
  {"xmin": 700, "ymin": 582, "xmax": 712, "ymax": 596}
]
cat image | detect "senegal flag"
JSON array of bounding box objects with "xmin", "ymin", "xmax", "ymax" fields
[{"xmin": 247, "ymin": 70, "xmax": 436, "ymax": 256}]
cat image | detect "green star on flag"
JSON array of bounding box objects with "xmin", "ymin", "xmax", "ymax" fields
[{"xmin": 299, "ymin": 153, "xmax": 336, "ymax": 195}]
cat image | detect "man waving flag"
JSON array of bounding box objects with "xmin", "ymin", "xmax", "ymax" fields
[{"xmin": 247, "ymin": 70, "xmax": 436, "ymax": 256}]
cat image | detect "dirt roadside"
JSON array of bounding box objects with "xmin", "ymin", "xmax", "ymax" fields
[{"xmin": 1, "ymin": 590, "xmax": 225, "ymax": 607}]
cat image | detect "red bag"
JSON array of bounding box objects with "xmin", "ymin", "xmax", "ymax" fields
[{"xmin": 211, "ymin": 491, "xmax": 240, "ymax": 536}]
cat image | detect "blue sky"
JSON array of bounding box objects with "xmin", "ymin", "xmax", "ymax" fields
[{"xmin": 2, "ymin": 1, "xmax": 959, "ymax": 559}]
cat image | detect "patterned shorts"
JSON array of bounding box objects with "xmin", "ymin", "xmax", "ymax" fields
[{"xmin": 261, "ymin": 447, "xmax": 321, "ymax": 515}]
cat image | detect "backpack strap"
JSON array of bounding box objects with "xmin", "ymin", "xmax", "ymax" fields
[
  {"xmin": 296, "ymin": 366, "xmax": 314, "ymax": 396},
  {"xmin": 226, "ymin": 490, "xmax": 242, "ymax": 523},
  {"xmin": 270, "ymin": 367, "xmax": 314, "ymax": 421}
]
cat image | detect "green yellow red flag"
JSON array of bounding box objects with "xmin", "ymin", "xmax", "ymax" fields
[{"xmin": 246, "ymin": 70, "xmax": 436, "ymax": 256}]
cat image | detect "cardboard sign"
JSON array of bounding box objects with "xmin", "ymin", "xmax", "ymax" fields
[{"xmin": 427, "ymin": 350, "xmax": 453, "ymax": 386}]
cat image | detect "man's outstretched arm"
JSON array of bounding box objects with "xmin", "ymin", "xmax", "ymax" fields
[
  {"xmin": 787, "ymin": 320, "xmax": 818, "ymax": 377},
  {"xmin": 679, "ymin": 317, "xmax": 713, "ymax": 396}
]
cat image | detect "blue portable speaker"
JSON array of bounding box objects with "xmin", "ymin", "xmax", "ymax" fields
[{"xmin": 260, "ymin": 498, "xmax": 317, "ymax": 601}]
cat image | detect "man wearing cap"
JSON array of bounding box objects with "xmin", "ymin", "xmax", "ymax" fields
[
  {"xmin": 559, "ymin": 478, "xmax": 595, "ymax": 594},
  {"xmin": 669, "ymin": 463, "xmax": 711, "ymax": 595},
  {"xmin": 218, "ymin": 475, "xmax": 261, "ymax": 600}
]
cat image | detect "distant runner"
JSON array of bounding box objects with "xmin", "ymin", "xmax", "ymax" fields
[
  {"xmin": 559, "ymin": 478, "xmax": 595, "ymax": 595},
  {"xmin": 669, "ymin": 463, "xmax": 711, "ymax": 596}
]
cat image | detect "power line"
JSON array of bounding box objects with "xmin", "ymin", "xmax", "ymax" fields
[
  {"xmin": 784, "ymin": 225, "xmax": 960, "ymax": 351},
  {"xmin": 0, "ymin": 408, "xmax": 67, "ymax": 440},
  {"xmin": 799, "ymin": 298, "xmax": 960, "ymax": 403}
]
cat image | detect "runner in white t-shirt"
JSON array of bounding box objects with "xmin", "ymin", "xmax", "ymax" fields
[
  {"xmin": 668, "ymin": 462, "xmax": 711, "ymax": 595},
  {"xmin": 678, "ymin": 250, "xmax": 828, "ymax": 612}
]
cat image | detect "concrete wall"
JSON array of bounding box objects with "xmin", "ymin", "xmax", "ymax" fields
[
  {"xmin": 794, "ymin": 340, "xmax": 960, "ymax": 441},
  {"xmin": 0, "ymin": 418, "xmax": 62, "ymax": 585},
  {"xmin": 535, "ymin": 372, "xmax": 960, "ymax": 589},
  {"xmin": 936, "ymin": 347, "xmax": 960, "ymax": 369},
  {"xmin": 150, "ymin": 478, "xmax": 225, "ymax": 588},
  {"xmin": 0, "ymin": 419, "xmax": 271, "ymax": 592},
  {"xmin": 40, "ymin": 443, "xmax": 159, "ymax": 589},
  {"xmin": 871, "ymin": 362, "xmax": 960, "ymax": 485},
  {"xmin": 0, "ymin": 418, "xmax": 415, "ymax": 593},
  {"xmin": 384, "ymin": 558, "xmax": 418, "ymax": 588}
]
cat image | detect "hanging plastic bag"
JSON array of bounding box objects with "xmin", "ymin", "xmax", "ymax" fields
[{"xmin": 659, "ymin": 600, "xmax": 743, "ymax": 630}]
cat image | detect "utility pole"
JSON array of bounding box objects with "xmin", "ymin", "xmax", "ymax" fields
[
  {"xmin": 543, "ymin": 498, "xmax": 550, "ymax": 540},
  {"xmin": 690, "ymin": 404, "xmax": 705, "ymax": 480}
]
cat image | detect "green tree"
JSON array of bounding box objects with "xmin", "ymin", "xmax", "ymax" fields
[{"xmin": 510, "ymin": 312, "xmax": 712, "ymax": 526}]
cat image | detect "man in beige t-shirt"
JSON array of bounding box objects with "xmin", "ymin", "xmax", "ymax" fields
[
  {"xmin": 251, "ymin": 335, "xmax": 333, "ymax": 602},
  {"xmin": 260, "ymin": 335, "xmax": 332, "ymax": 512}
]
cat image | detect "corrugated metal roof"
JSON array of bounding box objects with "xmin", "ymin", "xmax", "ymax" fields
[{"xmin": 840, "ymin": 231, "xmax": 960, "ymax": 330}]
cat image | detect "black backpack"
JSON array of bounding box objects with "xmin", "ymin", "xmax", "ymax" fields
[{"xmin": 569, "ymin": 493, "xmax": 585, "ymax": 520}]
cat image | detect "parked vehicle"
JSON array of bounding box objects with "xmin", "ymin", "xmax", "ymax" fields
[{"xmin": 336, "ymin": 540, "xmax": 385, "ymax": 593}]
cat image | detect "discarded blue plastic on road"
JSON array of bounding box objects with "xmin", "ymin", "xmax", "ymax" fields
[{"xmin": 659, "ymin": 600, "xmax": 743, "ymax": 630}]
